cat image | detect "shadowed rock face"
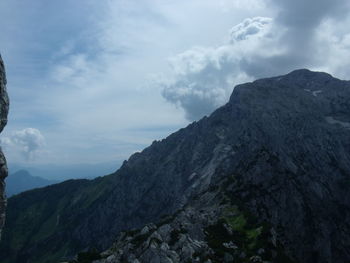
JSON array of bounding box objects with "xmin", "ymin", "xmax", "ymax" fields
[{"xmin": 0, "ymin": 55, "xmax": 9, "ymax": 240}]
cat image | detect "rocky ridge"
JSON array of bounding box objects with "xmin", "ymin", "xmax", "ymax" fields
[
  {"xmin": 0, "ymin": 55, "xmax": 9, "ymax": 241},
  {"xmin": 76, "ymin": 177, "xmax": 294, "ymax": 263}
]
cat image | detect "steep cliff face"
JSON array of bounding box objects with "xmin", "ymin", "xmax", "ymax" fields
[
  {"xmin": 1, "ymin": 69, "xmax": 350, "ymax": 263},
  {"xmin": 0, "ymin": 55, "xmax": 9, "ymax": 240}
]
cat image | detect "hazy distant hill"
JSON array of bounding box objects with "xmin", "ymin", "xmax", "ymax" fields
[
  {"xmin": 5, "ymin": 170, "xmax": 58, "ymax": 196},
  {"xmin": 8, "ymin": 161, "xmax": 120, "ymax": 181}
]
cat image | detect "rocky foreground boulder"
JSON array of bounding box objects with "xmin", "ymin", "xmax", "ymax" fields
[
  {"xmin": 0, "ymin": 55, "xmax": 9, "ymax": 241},
  {"xmin": 1, "ymin": 69, "xmax": 350, "ymax": 263}
]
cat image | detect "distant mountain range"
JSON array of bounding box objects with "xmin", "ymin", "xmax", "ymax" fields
[
  {"xmin": 5, "ymin": 162, "xmax": 120, "ymax": 197},
  {"xmin": 8, "ymin": 161, "xmax": 121, "ymax": 181},
  {"xmin": 5, "ymin": 170, "xmax": 58, "ymax": 197},
  {"xmin": 1, "ymin": 70, "xmax": 350, "ymax": 263}
]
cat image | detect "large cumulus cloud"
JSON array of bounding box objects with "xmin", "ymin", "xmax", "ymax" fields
[
  {"xmin": 161, "ymin": 17, "xmax": 275, "ymax": 120},
  {"xmin": 161, "ymin": 0, "xmax": 350, "ymax": 121},
  {"xmin": 243, "ymin": 0, "xmax": 350, "ymax": 77},
  {"xmin": 1, "ymin": 128, "xmax": 45, "ymax": 160}
]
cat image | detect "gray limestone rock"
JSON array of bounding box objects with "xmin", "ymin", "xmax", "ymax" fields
[{"xmin": 0, "ymin": 55, "xmax": 9, "ymax": 241}]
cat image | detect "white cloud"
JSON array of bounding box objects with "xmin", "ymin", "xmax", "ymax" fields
[
  {"xmin": 1, "ymin": 0, "xmax": 350, "ymax": 167},
  {"xmin": 160, "ymin": 17, "xmax": 274, "ymax": 120},
  {"xmin": 229, "ymin": 17, "xmax": 272, "ymax": 42},
  {"xmin": 29, "ymin": 0, "xmax": 265, "ymax": 164},
  {"xmin": 1, "ymin": 128, "xmax": 45, "ymax": 160}
]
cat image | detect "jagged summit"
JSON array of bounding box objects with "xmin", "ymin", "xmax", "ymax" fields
[{"xmin": 1, "ymin": 70, "xmax": 350, "ymax": 263}]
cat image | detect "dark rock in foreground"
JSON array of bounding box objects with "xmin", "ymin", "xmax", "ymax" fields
[{"xmin": 0, "ymin": 55, "xmax": 9, "ymax": 241}]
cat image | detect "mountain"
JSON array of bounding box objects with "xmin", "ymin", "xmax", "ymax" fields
[
  {"xmin": 0, "ymin": 54, "xmax": 9, "ymax": 241},
  {"xmin": 5, "ymin": 170, "xmax": 58, "ymax": 197},
  {"xmin": 1, "ymin": 69, "xmax": 350, "ymax": 263},
  {"xmin": 8, "ymin": 161, "xmax": 120, "ymax": 181}
]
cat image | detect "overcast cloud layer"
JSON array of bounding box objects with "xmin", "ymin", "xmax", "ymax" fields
[{"xmin": 0, "ymin": 0, "xmax": 349, "ymax": 169}]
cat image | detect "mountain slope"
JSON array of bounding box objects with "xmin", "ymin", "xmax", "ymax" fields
[
  {"xmin": 1, "ymin": 69, "xmax": 350, "ymax": 263},
  {"xmin": 87, "ymin": 176, "xmax": 295, "ymax": 263},
  {"xmin": 5, "ymin": 170, "xmax": 58, "ymax": 196}
]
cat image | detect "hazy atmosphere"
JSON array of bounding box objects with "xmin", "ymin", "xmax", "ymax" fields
[{"xmin": 1, "ymin": 0, "xmax": 350, "ymax": 178}]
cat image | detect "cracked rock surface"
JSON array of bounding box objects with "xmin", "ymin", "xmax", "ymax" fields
[{"xmin": 0, "ymin": 55, "xmax": 9, "ymax": 241}]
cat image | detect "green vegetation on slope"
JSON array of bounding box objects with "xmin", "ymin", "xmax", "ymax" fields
[{"xmin": 0, "ymin": 176, "xmax": 116, "ymax": 263}]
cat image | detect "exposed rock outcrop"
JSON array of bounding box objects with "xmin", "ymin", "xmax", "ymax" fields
[
  {"xmin": 89, "ymin": 177, "xmax": 293, "ymax": 263},
  {"xmin": 1, "ymin": 69, "xmax": 350, "ymax": 263},
  {"xmin": 0, "ymin": 55, "xmax": 9, "ymax": 241}
]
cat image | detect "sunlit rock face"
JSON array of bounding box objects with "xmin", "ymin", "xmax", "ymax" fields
[{"xmin": 0, "ymin": 55, "xmax": 9, "ymax": 240}]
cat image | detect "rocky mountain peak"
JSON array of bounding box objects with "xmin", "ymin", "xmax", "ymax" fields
[{"xmin": 230, "ymin": 69, "xmax": 345, "ymax": 102}]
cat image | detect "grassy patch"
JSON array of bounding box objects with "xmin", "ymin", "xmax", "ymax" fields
[
  {"xmin": 226, "ymin": 214, "xmax": 247, "ymax": 232},
  {"xmin": 205, "ymin": 205, "xmax": 275, "ymax": 262}
]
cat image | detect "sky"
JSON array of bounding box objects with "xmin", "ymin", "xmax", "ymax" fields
[{"xmin": 0, "ymin": 0, "xmax": 350, "ymax": 177}]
